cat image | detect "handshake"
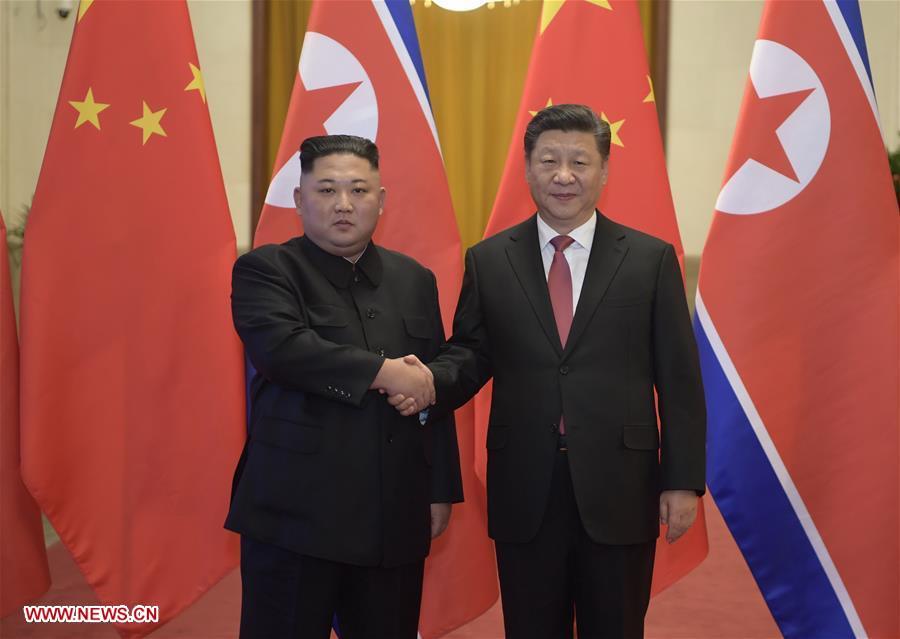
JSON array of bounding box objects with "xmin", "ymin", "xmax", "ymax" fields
[{"xmin": 370, "ymin": 354, "xmax": 434, "ymax": 417}]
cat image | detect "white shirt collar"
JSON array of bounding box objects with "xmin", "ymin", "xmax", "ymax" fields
[
  {"xmin": 536, "ymin": 211, "xmax": 597, "ymax": 252},
  {"xmin": 343, "ymin": 244, "xmax": 368, "ymax": 264}
]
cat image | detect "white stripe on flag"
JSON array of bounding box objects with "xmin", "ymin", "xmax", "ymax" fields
[
  {"xmin": 371, "ymin": 0, "xmax": 444, "ymax": 157},
  {"xmin": 822, "ymin": 0, "xmax": 880, "ymax": 129}
]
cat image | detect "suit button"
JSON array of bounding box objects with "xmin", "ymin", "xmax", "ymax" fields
[
  {"xmin": 353, "ymin": 275, "xmax": 360, "ymax": 283},
  {"xmin": 387, "ymin": 435, "xmax": 394, "ymax": 444},
  {"xmin": 550, "ymin": 424, "xmax": 558, "ymax": 433},
  {"xmin": 559, "ymin": 366, "xmax": 569, "ymax": 375},
  {"xmin": 366, "ymin": 308, "xmax": 376, "ymax": 319}
]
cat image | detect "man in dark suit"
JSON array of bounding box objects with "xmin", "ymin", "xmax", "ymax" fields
[
  {"xmin": 226, "ymin": 135, "xmax": 463, "ymax": 639},
  {"xmin": 394, "ymin": 104, "xmax": 705, "ymax": 638}
]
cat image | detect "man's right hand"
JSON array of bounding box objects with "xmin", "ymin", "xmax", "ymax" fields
[
  {"xmin": 371, "ymin": 355, "xmax": 434, "ymax": 411},
  {"xmin": 383, "ymin": 355, "xmax": 433, "ymax": 416}
]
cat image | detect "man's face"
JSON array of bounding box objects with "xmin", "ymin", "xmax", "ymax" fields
[
  {"xmin": 293, "ymin": 153, "xmax": 385, "ymax": 258},
  {"xmin": 525, "ymin": 129, "xmax": 608, "ymax": 234}
]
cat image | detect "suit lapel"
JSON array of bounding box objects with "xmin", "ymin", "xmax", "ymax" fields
[
  {"xmin": 564, "ymin": 213, "xmax": 628, "ymax": 357},
  {"xmin": 505, "ymin": 216, "xmax": 563, "ymax": 356}
]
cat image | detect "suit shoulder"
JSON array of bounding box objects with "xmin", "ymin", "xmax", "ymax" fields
[
  {"xmin": 605, "ymin": 218, "xmax": 673, "ymax": 256},
  {"xmin": 376, "ymin": 246, "xmax": 435, "ymax": 281},
  {"xmin": 469, "ymin": 217, "xmax": 533, "ymax": 257},
  {"xmin": 234, "ymin": 238, "xmax": 303, "ymax": 272},
  {"xmin": 237, "ymin": 242, "xmax": 280, "ymax": 262}
]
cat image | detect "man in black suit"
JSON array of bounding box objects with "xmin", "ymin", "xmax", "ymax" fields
[
  {"xmin": 393, "ymin": 104, "xmax": 705, "ymax": 638},
  {"xmin": 226, "ymin": 135, "xmax": 463, "ymax": 639}
]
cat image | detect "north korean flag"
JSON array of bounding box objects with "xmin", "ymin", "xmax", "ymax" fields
[{"xmin": 696, "ymin": 1, "xmax": 899, "ymax": 637}]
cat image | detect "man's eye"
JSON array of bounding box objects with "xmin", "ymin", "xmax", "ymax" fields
[
  {"xmin": 353, "ymin": 188, "xmax": 368, "ymax": 194},
  {"xmin": 319, "ymin": 188, "xmax": 334, "ymax": 194},
  {"xmin": 542, "ymin": 159, "xmax": 556, "ymax": 165}
]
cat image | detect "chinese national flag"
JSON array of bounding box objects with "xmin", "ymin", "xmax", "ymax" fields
[
  {"xmin": 0, "ymin": 213, "xmax": 50, "ymax": 618},
  {"xmin": 254, "ymin": 1, "xmax": 497, "ymax": 635},
  {"xmin": 19, "ymin": 2, "xmax": 245, "ymax": 636},
  {"xmin": 482, "ymin": 0, "xmax": 707, "ymax": 594}
]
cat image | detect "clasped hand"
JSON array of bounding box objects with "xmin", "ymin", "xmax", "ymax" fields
[{"xmin": 371, "ymin": 354, "xmax": 434, "ymax": 416}]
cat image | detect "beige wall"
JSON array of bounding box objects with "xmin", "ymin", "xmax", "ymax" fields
[
  {"xmin": 0, "ymin": 0, "xmax": 252, "ymax": 251},
  {"xmin": 667, "ymin": 0, "xmax": 900, "ymax": 257},
  {"xmin": 860, "ymin": 0, "xmax": 900, "ymax": 146},
  {"xmin": 188, "ymin": 0, "xmax": 252, "ymax": 251},
  {"xmin": 0, "ymin": 1, "xmax": 71, "ymax": 230}
]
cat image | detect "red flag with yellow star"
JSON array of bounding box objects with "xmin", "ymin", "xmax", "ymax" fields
[
  {"xmin": 481, "ymin": 0, "xmax": 708, "ymax": 594},
  {"xmin": 19, "ymin": 1, "xmax": 244, "ymax": 635},
  {"xmin": 0, "ymin": 212, "xmax": 50, "ymax": 618}
]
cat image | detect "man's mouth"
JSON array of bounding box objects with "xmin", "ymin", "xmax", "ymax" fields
[{"xmin": 551, "ymin": 193, "xmax": 577, "ymax": 201}]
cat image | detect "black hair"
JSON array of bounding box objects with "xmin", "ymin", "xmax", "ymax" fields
[
  {"xmin": 299, "ymin": 135, "xmax": 380, "ymax": 173},
  {"xmin": 523, "ymin": 104, "xmax": 610, "ymax": 160}
]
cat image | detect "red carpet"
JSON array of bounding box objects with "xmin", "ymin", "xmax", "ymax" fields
[{"xmin": 0, "ymin": 496, "xmax": 779, "ymax": 638}]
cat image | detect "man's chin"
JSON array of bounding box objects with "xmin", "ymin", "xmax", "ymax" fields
[
  {"xmin": 327, "ymin": 232, "xmax": 360, "ymax": 246},
  {"xmin": 325, "ymin": 236, "xmax": 367, "ymax": 257},
  {"xmin": 539, "ymin": 207, "xmax": 592, "ymax": 228}
]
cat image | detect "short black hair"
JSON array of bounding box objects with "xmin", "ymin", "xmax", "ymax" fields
[
  {"xmin": 299, "ymin": 135, "xmax": 380, "ymax": 174},
  {"xmin": 523, "ymin": 104, "xmax": 610, "ymax": 160}
]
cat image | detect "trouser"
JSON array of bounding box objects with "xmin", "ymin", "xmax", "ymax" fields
[
  {"xmin": 495, "ymin": 450, "xmax": 656, "ymax": 639},
  {"xmin": 239, "ymin": 535, "xmax": 424, "ymax": 639}
]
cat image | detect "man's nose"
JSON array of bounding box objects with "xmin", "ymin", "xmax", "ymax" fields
[
  {"xmin": 335, "ymin": 191, "xmax": 353, "ymax": 212},
  {"xmin": 553, "ymin": 165, "xmax": 575, "ymax": 184}
]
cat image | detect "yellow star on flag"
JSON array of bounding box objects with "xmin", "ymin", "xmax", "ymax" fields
[
  {"xmin": 601, "ymin": 111, "xmax": 625, "ymax": 147},
  {"xmin": 529, "ymin": 98, "xmax": 554, "ymax": 117},
  {"xmin": 184, "ymin": 63, "xmax": 206, "ymax": 103},
  {"xmin": 69, "ymin": 87, "xmax": 110, "ymax": 130},
  {"xmin": 541, "ymin": 0, "xmax": 611, "ymax": 35},
  {"xmin": 130, "ymin": 101, "xmax": 167, "ymax": 145},
  {"xmin": 77, "ymin": 0, "xmax": 94, "ymax": 22},
  {"xmin": 643, "ymin": 75, "xmax": 655, "ymax": 103}
]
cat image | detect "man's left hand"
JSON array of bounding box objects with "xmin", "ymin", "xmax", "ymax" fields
[
  {"xmin": 430, "ymin": 502, "xmax": 452, "ymax": 538},
  {"xmin": 659, "ymin": 490, "xmax": 698, "ymax": 543}
]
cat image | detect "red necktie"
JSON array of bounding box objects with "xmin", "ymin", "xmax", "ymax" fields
[
  {"xmin": 548, "ymin": 235, "xmax": 574, "ymax": 436},
  {"xmin": 549, "ymin": 235, "xmax": 575, "ymax": 347}
]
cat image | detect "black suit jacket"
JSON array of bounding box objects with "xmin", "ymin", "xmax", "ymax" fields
[
  {"xmin": 430, "ymin": 212, "xmax": 705, "ymax": 545},
  {"xmin": 225, "ymin": 236, "xmax": 463, "ymax": 567}
]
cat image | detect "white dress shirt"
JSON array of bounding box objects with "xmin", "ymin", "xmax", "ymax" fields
[{"xmin": 536, "ymin": 211, "xmax": 596, "ymax": 312}]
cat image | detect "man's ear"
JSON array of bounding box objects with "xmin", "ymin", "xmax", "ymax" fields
[
  {"xmin": 293, "ymin": 186, "xmax": 302, "ymax": 211},
  {"xmin": 378, "ymin": 186, "xmax": 386, "ymax": 215},
  {"xmin": 524, "ymin": 154, "xmax": 536, "ymax": 186}
]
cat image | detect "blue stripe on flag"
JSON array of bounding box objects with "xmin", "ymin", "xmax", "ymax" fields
[
  {"xmin": 695, "ymin": 315, "xmax": 856, "ymax": 639},
  {"xmin": 835, "ymin": 0, "xmax": 872, "ymax": 82},
  {"xmin": 385, "ymin": 0, "xmax": 431, "ymax": 103}
]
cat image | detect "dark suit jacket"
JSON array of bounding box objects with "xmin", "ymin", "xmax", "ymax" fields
[
  {"xmin": 225, "ymin": 236, "xmax": 463, "ymax": 568},
  {"xmin": 430, "ymin": 212, "xmax": 705, "ymax": 545}
]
